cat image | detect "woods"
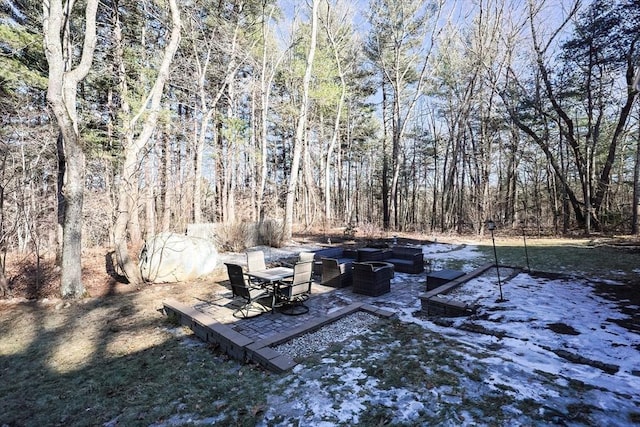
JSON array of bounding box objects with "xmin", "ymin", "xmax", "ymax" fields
[{"xmin": 1, "ymin": 0, "xmax": 639, "ymax": 296}]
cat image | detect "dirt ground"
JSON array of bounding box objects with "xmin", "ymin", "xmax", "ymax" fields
[
  {"xmin": 0, "ymin": 231, "xmax": 419, "ymax": 302},
  {"xmin": 0, "ymin": 247, "xmax": 230, "ymax": 305},
  {"xmin": 2, "ymin": 232, "xmax": 638, "ymax": 304}
]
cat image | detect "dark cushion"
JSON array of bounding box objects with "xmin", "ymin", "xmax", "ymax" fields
[
  {"xmin": 390, "ymin": 246, "xmax": 423, "ymax": 257},
  {"xmin": 384, "ymin": 246, "xmax": 424, "ymax": 273}
]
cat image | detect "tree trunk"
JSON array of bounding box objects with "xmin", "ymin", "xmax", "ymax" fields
[
  {"xmin": 257, "ymin": 4, "xmax": 281, "ymax": 222},
  {"xmin": 633, "ymin": 67, "xmax": 640, "ymax": 234},
  {"xmin": 113, "ymin": 0, "xmax": 181, "ymax": 284},
  {"xmin": 161, "ymin": 135, "xmax": 172, "ymax": 230},
  {"xmin": 144, "ymin": 155, "xmax": 156, "ymax": 237},
  {"xmin": 283, "ymin": 0, "xmax": 319, "ymax": 241},
  {"xmin": 323, "ymin": 8, "xmax": 348, "ymax": 226},
  {"xmin": 633, "ymin": 107, "xmax": 640, "ymax": 235},
  {"xmin": 43, "ymin": 0, "xmax": 99, "ymax": 298},
  {"xmin": 55, "ymin": 132, "xmax": 65, "ymax": 264}
]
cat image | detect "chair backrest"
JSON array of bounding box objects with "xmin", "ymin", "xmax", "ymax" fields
[
  {"xmin": 225, "ymin": 263, "xmax": 250, "ymax": 298},
  {"xmin": 291, "ymin": 261, "xmax": 313, "ymax": 287},
  {"xmin": 321, "ymin": 257, "xmax": 341, "ymax": 280},
  {"xmin": 280, "ymin": 261, "xmax": 313, "ymax": 299},
  {"xmin": 298, "ymin": 252, "xmax": 315, "ymax": 263},
  {"xmin": 246, "ymin": 250, "xmax": 266, "ymax": 272}
]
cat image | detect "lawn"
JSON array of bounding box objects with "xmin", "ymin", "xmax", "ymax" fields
[{"xmin": 0, "ymin": 235, "xmax": 638, "ymax": 426}]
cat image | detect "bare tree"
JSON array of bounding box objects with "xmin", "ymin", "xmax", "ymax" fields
[
  {"xmin": 283, "ymin": 0, "xmax": 319, "ymax": 241},
  {"xmin": 319, "ymin": 0, "xmax": 354, "ymax": 227},
  {"xmin": 632, "ymin": 81, "xmax": 640, "ymax": 234},
  {"xmin": 187, "ymin": 4, "xmax": 245, "ymax": 224},
  {"xmin": 256, "ymin": 3, "xmax": 288, "ymax": 223},
  {"xmin": 505, "ymin": 0, "xmax": 638, "ymax": 233},
  {"xmin": 366, "ymin": 0, "xmax": 445, "ymax": 229},
  {"xmin": 112, "ymin": 0, "xmax": 181, "ymax": 284},
  {"xmin": 43, "ymin": 0, "xmax": 98, "ymax": 298}
]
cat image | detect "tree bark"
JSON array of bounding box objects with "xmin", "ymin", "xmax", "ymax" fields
[
  {"xmin": 43, "ymin": 0, "xmax": 99, "ymax": 298},
  {"xmin": 633, "ymin": 103, "xmax": 640, "ymax": 235}
]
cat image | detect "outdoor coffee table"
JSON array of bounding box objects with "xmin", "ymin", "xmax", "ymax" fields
[{"xmin": 426, "ymin": 269, "xmax": 465, "ymax": 291}]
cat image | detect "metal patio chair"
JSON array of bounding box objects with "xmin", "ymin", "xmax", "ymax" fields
[
  {"xmin": 275, "ymin": 260, "xmax": 313, "ymax": 316},
  {"xmin": 225, "ymin": 263, "xmax": 273, "ymax": 318},
  {"xmin": 246, "ymin": 250, "xmax": 267, "ymax": 272}
]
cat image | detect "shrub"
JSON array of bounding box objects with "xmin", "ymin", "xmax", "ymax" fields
[
  {"xmin": 186, "ymin": 219, "xmax": 286, "ymax": 252},
  {"xmin": 258, "ymin": 219, "xmax": 284, "ymax": 248},
  {"xmin": 343, "ymin": 223, "xmax": 357, "ymax": 239},
  {"xmin": 359, "ymin": 221, "xmax": 382, "ymax": 240},
  {"xmin": 216, "ymin": 222, "xmax": 254, "ymax": 252}
]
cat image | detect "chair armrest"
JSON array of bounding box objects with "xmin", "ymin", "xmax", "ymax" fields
[
  {"xmin": 339, "ymin": 261, "xmax": 353, "ymax": 274},
  {"xmin": 321, "ymin": 258, "xmax": 340, "ymax": 278}
]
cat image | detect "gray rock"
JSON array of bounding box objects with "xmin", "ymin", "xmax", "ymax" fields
[{"xmin": 139, "ymin": 232, "xmax": 218, "ymax": 283}]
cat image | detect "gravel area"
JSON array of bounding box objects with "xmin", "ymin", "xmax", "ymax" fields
[{"xmin": 272, "ymin": 311, "xmax": 380, "ymax": 359}]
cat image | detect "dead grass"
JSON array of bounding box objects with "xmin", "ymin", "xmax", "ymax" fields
[
  {"xmin": 1, "ymin": 233, "xmax": 638, "ymax": 425},
  {"xmin": 0, "ymin": 270, "xmax": 277, "ymax": 426}
]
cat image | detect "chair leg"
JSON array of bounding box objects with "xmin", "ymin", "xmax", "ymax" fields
[
  {"xmin": 277, "ymin": 299, "xmax": 309, "ymax": 316},
  {"xmin": 233, "ymin": 300, "xmax": 269, "ymax": 318}
]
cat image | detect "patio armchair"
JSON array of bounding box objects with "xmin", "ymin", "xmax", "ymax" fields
[
  {"xmin": 321, "ymin": 257, "xmax": 353, "ymax": 288},
  {"xmin": 313, "ymin": 247, "xmax": 357, "ymax": 276},
  {"xmin": 297, "ymin": 251, "xmax": 319, "ymax": 278},
  {"xmin": 275, "ymin": 261, "xmax": 313, "ymax": 315},
  {"xmin": 352, "ymin": 261, "xmax": 394, "ymax": 296},
  {"xmin": 246, "ymin": 250, "xmax": 267, "ymax": 284},
  {"xmin": 278, "ymin": 251, "xmax": 316, "ymax": 270},
  {"xmin": 225, "ymin": 263, "xmax": 273, "ymax": 318}
]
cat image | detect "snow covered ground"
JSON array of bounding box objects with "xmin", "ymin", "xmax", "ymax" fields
[{"xmin": 259, "ymin": 242, "xmax": 640, "ymax": 426}]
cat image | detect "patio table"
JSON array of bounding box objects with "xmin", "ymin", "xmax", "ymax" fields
[
  {"xmin": 246, "ymin": 267, "xmax": 294, "ymax": 285},
  {"xmin": 246, "ymin": 267, "xmax": 296, "ymax": 313}
]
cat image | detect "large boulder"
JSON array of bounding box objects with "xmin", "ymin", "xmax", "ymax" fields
[{"xmin": 139, "ymin": 232, "xmax": 218, "ymax": 283}]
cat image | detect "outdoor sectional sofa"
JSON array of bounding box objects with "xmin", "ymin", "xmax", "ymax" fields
[
  {"xmin": 382, "ymin": 245, "xmax": 424, "ymax": 274},
  {"xmin": 314, "ymin": 245, "xmax": 425, "ymax": 288}
]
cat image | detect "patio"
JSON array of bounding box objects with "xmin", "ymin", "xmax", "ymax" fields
[
  {"xmin": 163, "ymin": 256, "xmax": 492, "ymax": 372},
  {"xmin": 157, "ymin": 240, "xmax": 640, "ymax": 425}
]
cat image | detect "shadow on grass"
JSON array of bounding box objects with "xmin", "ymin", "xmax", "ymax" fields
[{"xmin": 0, "ymin": 295, "xmax": 271, "ymax": 426}]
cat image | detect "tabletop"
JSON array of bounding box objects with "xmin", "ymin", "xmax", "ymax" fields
[{"xmin": 247, "ymin": 266, "xmax": 294, "ymax": 283}]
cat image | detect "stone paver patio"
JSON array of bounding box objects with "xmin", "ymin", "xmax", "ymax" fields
[{"xmin": 164, "ymin": 264, "xmax": 493, "ymax": 372}]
